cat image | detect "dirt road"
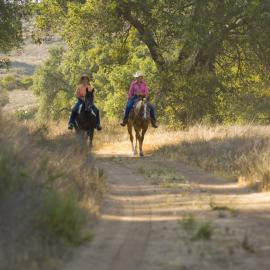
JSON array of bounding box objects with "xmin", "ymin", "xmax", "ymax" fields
[{"xmin": 63, "ymin": 152, "xmax": 270, "ymax": 270}]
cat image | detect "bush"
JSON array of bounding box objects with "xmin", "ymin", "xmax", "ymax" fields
[
  {"xmin": 0, "ymin": 89, "xmax": 9, "ymax": 107},
  {"xmin": 37, "ymin": 191, "xmax": 91, "ymax": 244},
  {"xmin": 0, "ymin": 116, "xmax": 104, "ymax": 269},
  {"xmin": 18, "ymin": 76, "xmax": 33, "ymax": 89},
  {"xmin": 15, "ymin": 108, "xmax": 37, "ymax": 121},
  {"xmin": 0, "ymin": 144, "xmax": 28, "ymax": 194},
  {"xmin": 0, "ymin": 75, "xmax": 17, "ymax": 90}
]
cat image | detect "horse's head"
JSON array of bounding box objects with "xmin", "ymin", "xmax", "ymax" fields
[
  {"xmin": 134, "ymin": 97, "xmax": 150, "ymax": 120},
  {"xmin": 84, "ymin": 88, "xmax": 94, "ymax": 112}
]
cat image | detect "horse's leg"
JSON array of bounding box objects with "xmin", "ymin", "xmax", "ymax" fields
[
  {"xmin": 87, "ymin": 128, "xmax": 94, "ymax": 149},
  {"xmin": 135, "ymin": 129, "xmax": 142, "ymax": 156},
  {"xmin": 127, "ymin": 122, "xmax": 136, "ymax": 155},
  {"xmin": 134, "ymin": 135, "xmax": 138, "ymax": 155},
  {"xmin": 139, "ymin": 126, "xmax": 148, "ymax": 157}
]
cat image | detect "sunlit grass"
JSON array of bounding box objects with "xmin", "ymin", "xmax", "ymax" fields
[{"xmin": 95, "ymin": 121, "xmax": 270, "ymax": 190}]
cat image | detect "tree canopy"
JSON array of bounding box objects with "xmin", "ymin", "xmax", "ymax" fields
[
  {"xmin": 0, "ymin": 0, "xmax": 31, "ymax": 67},
  {"xmin": 33, "ymin": 0, "xmax": 270, "ymax": 125}
]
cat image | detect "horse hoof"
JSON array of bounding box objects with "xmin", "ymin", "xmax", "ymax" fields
[{"xmin": 140, "ymin": 152, "xmax": 144, "ymax": 157}]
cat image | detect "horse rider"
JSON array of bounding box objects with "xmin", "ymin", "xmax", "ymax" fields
[
  {"xmin": 120, "ymin": 71, "xmax": 158, "ymax": 128},
  {"xmin": 68, "ymin": 74, "xmax": 102, "ymax": 131}
]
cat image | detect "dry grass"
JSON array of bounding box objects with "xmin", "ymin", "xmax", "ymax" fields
[
  {"xmin": 95, "ymin": 121, "xmax": 270, "ymax": 191},
  {"xmin": 93, "ymin": 120, "xmax": 182, "ymax": 156},
  {"xmin": 0, "ymin": 113, "xmax": 105, "ymax": 270},
  {"xmin": 154, "ymin": 124, "xmax": 270, "ymax": 190}
]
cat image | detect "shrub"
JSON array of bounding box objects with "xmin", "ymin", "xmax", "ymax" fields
[
  {"xmin": 0, "ymin": 89, "xmax": 9, "ymax": 107},
  {"xmin": 0, "ymin": 145, "xmax": 28, "ymax": 193},
  {"xmin": 18, "ymin": 76, "xmax": 33, "ymax": 89},
  {"xmin": 15, "ymin": 108, "xmax": 37, "ymax": 121},
  {"xmin": 37, "ymin": 191, "xmax": 91, "ymax": 244},
  {"xmin": 181, "ymin": 215, "xmax": 196, "ymax": 232},
  {"xmin": 0, "ymin": 75, "xmax": 17, "ymax": 90},
  {"xmin": 192, "ymin": 222, "xmax": 214, "ymax": 241}
]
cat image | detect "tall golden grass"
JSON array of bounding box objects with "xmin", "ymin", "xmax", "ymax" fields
[
  {"xmin": 154, "ymin": 124, "xmax": 270, "ymax": 190},
  {"xmin": 0, "ymin": 113, "xmax": 105, "ymax": 270},
  {"xmin": 95, "ymin": 121, "xmax": 270, "ymax": 190}
]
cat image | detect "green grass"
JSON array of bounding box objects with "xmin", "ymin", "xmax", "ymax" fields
[
  {"xmin": 0, "ymin": 75, "xmax": 33, "ymax": 91},
  {"xmin": 0, "ymin": 149, "xmax": 28, "ymax": 193},
  {"xmin": 180, "ymin": 215, "xmax": 214, "ymax": 241},
  {"xmin": 192, "ymin": 222, "xmax": 213, "ymax": 241},
  {"xmin": 0, "ymin": 75, "xmax": 17, "ymax": 90},
  {"xmin": 0, "ymin": 89, "xmax": 9, "ymax": 107},
  {"xmin": 15, "ymin": 108, "xmax": 37, "ymax": 121},
  {"xmin": 181, "ymin": 215, "xmax": 196, "ymax": 232},
  {"xmin": 36, "ymin": 191, "xmax": 92, "ymax": 244},
  {"xmin": 18, "ymin": 76, "xmax": 33, "ymax": 89},
  {"xmin": 137, "ymin": 166, "xmax": 185, "ymax": 186}
]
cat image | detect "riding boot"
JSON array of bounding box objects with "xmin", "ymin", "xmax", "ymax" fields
[
  {"xmin": 151, "ymin": 119, "xmax": 158, "ymax": 128},
  {"xmin": 149, "ymin": 104, "xmax": 158, "ymax": 128},
  {"xmin": 68, "ymin": 100, "xmax": 82, "ymax": 130},
  {"xmin": 120, "ymin": 117, "xmax": 128, "ymax": 127},
  {"xmin": 68, "ymin": 111, "xmax": 77, "ymax": 130}
]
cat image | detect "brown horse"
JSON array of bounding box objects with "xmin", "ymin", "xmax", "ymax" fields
[{"xmin": 127, "ymin": 97, "xmax": 150, "ymax": 157}]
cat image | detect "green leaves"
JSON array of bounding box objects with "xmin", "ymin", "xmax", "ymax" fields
[
  {"xmin": 0, "ymin": 0, "xmax": 31, "ymax": 53},
  {"xmin": 32, "ymin": 0, "xmax": 270, "ymax": 124}
]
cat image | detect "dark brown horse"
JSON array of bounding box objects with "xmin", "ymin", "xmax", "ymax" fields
[
  {"xmin": 127, "ymin": 96, "xmax": 150, "ymax": 157},
  {"xmin": 74, "ymin": 90, "xmax": 96, "ymax": 148}
]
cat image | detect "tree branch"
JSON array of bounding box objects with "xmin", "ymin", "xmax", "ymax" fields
[{"xmin": 116, "ymin": 6, "xmax": 165, "ymax": 70}]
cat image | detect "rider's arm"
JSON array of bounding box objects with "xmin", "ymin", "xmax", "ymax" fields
[
  {"xmin": 75, "ymin": 86, "xmax": 81, "ymax": 98},
  {"xmin": 75, "ymin": 85, "xmax": 85, "ymax": 99},
  {"xmin": 128, "ymin": 82, "xmax": 135, "ymax": 100},
  {"xmin": 143, "ymin": 82, "xmax": 149, "ymax": 97}
]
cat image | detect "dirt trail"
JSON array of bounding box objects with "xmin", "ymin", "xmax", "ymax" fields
[{"xmin": 63, "ymin": 151, "xmax": 270, "ymax": 270}]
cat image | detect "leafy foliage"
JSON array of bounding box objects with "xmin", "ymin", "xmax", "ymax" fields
[
  {"xmin": 32, "ymin": 47, "xmax": 74, "ymax": 121},
  {"xmin": 0, "ymin": 0, "xmax": 31, "ymax": 53},
  {"xmin": 33, "ymin": 0, "xmax": 270, "ymax": 124}
]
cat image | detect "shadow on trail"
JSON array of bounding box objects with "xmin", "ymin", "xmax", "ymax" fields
[{"xmin": 11, "ymin": 61, "xmax": 36, "ymax": 75}]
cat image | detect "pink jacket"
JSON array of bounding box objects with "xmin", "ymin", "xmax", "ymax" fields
[{"xmin": 128, "ymin": 80, "xmax": 149, "ymax": 100}]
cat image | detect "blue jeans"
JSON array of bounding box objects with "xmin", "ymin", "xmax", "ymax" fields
[
  {"xmin": 124, "ymin": 96, "xmax": 156, "ymax": 121},
  {"xmin": 69, "ymin": 99, "xmax": 100, "ymax": 127}
]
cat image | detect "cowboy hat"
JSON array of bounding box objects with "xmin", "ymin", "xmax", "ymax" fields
[{"xmin": 133, "ymin": 71, "xmax": 144, "ymax": 78}]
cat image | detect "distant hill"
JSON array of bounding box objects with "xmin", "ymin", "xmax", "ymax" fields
[{"xmin": 0, "ymin": 22, "xmax": 65, "ymax": 78}]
